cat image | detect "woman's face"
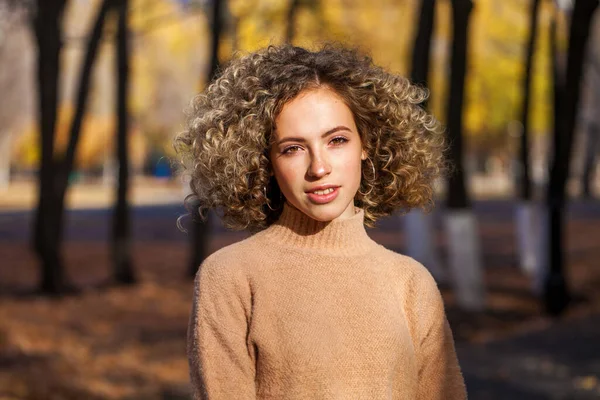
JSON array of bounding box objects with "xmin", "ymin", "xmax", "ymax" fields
[{"xmin": 270, "ymin": 87, "xmax": 366, "ymax": 223}]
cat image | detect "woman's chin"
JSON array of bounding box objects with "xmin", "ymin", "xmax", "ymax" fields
[{"xmin": 298, "ymin": 202, "xmax": 354, "ymax": 223}]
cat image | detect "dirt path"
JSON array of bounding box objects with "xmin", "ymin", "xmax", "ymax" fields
[{"xmin": 1, "ymin": 200, "xmax": 599, "ymax": 399}]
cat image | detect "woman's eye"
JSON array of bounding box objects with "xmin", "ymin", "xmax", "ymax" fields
[
  {"xmin": 330, "ymin": 136, "xmax": 348, "ymax": 146},
  {"xmin": 282, "ymin": 145, "xmax": 302, "ymax": 154}
]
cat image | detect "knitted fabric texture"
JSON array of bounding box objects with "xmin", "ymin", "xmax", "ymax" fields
[{"xmin": 187, "ymin": 204, "xmax": 467, "ymax": 399}]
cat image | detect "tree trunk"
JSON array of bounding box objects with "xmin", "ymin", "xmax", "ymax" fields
[
  {"xmin": 534, "ymin": 18, "xmax": 562, "ymax": 297},
  {"xmin": 446, "ymin": 0, "xmax": 471, "ymax": 210},
  {"xmin": 517, "ymin": 0, "xmax": 540, "ymax": 201},
  {"xmin": 45, "ymin": 0, "xmax": 117, "ymax": 289},
  {"xmin": 534, "ymin": 16, "xmax": 560, "ymax": 295},
  {"xmin": 31, "ymin": 0, "xmax": 67, "ymax": 294},
  {"xmin": 113, "ymin": 0, "xmax": 135, "ymax": 284},
  {"xmin": 402, "ymin": 209, "xmax": 446, "ymax": 283},
  {"xmin": 411, "ymin": 0, "xmax": 435, "ymax": 88},
  {"xmin": 582, "ymin": 124, "xmax": 599, "ymax": 197},
  {"xmin": 543, "ymin": 0, "xmax": 599, "ymax": 316},
  {"xmin": 58, "ymin": 0, "xmax": 116, "ymax": 195},
  {"xmin": 189, "ymin": 210, "xmax": 211, "ymax": 277},
  {"xmin": 207, "ymin": 0, "xmax": 222, "ymax": 81},
  {"xmin": 189, "ymin": 0, "xmax": 223, "ymax": 277},
  {"xmin": 443, "ymin": 210, "xmax": 484, "ymax": 308},
  {"xmin": 286, "ymin": 0, "xmax": 300, "ymax": 44},
  {"xmin": 516, "ymin": 201, "xmax": 541, "ymax": 275},
  {"xmin": 444, "ymin": 0, "xmax": 484, "ymax": 311},
  {"xmin": 515, "ymin": 0, "xmax": 541, "ymax": 276},
  {"xmin": 31, "ymin": 0, "xmax": 117, "ymax": 294},
  {"xmin": 404, "ymin": 0, "xmax": 445, "ymax": 283}
]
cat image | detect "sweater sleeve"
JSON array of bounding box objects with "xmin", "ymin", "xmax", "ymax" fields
[
  {"xmin": 187, "ymin": 256, "xmax": 256, "ymax": 400},
  {"xmin": 412, "ymin": 268, "xmax": 467, "ymax": 400}
]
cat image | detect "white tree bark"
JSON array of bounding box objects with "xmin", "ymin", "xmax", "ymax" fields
[
  {"xmin": 515, "ymin": 201, "xmax": 541, "ymax": 275},
  {"xmin": 402, "ymin": 209, "xmax": 447, "ymax": 284},
  {"xmin": 0, "ymin": 131, "xmax": 10, "ymax": 189},
  {"xmin": 443, "ymin": 209, "xmax": 485, "ymax": 311},
  {"xmin": 102, "ymin": 156, "xmax": 116, "ymax": 186}
]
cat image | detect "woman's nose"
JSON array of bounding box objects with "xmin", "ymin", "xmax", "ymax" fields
[{"xmin": 307, "ymin": 153, "xmax": 331, "ymax": 179}]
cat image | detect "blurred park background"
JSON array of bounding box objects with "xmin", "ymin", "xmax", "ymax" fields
[{"xmin": 1, "ymin": 0, "xmax": 600, "ymax": 398}]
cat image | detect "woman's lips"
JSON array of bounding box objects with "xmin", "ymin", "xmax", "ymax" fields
[{"xmin": 306, "ymin": 187, "xmax": 340, "ymax": 204}]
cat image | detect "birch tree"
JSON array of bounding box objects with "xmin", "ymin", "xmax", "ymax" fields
[
  {"xmin": 515, "ymin": 0, "xmax": 542, "ymax": 276},
  {"xmin": 30, "ymin": 0, "xmax": 69, "ymax": 293},
  {"xmin": 444, "ymin": 0, "xmax": 484, "ymax": 311},
  {"xmin": 112, "ymin": 0, "xmax": 135, "ymax": 284},
  {"xmin": 539, "ymin": 0, "xmax": 599, "ymax": 315},
  {"xmin": 188, "ymin": 0, "xmax": 224, "ymax": 277},
  {"xmin": 404, "ymin": 0, "xmax": 446, "ymax": 284},
  {"xmin": 30, "ymin": 0, "xmax": 116, "ymax": 293}
]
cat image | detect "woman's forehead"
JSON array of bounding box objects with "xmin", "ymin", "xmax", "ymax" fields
[{"xmin": 273, "ymin": 88, "xmax": 356, "ymax": 139}]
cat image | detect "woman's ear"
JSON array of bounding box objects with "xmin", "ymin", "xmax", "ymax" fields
[{"xmin": 361, "ymin": 149, "xmax": 367, "ymax": 161}]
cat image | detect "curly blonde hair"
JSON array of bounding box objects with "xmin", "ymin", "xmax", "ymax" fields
[{"xmin": 175, "ymin": 44, "xmax": 446, "ymax": 231}]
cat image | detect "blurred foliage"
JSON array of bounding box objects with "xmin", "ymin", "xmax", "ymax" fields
[
  {"xmin": 228, "ymin": 0, "xmax": 416, "ymax": 75},
  {"xmin": 226, "ymin": 0, "xmax": 555, "ymax": 150},
  {"xmin": 466, "ymin": 0, "xmax": 554, "ymax": 147},
  {"xmin": 10, "ymin": 0, "xmax": 563, "ymax": 171},
  {"xmin": 14, "ymin": 105, "xmax": 147, "ymax": 170}
]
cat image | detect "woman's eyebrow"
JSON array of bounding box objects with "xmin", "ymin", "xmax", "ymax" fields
[{"xmin": 275, "ymin": 126, "xmax": 351, "ymax": 145}]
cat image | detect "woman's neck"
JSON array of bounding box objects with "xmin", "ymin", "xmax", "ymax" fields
[{"xmin": 261, "ymin": 202, "xmax": 375, "ymax": 255}]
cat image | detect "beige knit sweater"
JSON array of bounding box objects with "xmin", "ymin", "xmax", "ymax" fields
[{"xmin": 187, "ymin": 204, "xmax": 467, "ymax": 399}]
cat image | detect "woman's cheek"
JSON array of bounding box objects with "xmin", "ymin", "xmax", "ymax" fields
[
  {"xmin": 342, "ymin": 151, "xmax": 363, "ymax": 180},
  {"xmin": 277, "ymin": 161, "xmax": 302, "ymax": 193}
]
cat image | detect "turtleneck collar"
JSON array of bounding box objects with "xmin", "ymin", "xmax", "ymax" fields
[{"xmin": 261, "ymin": 203, "xmax": 375, "ymax": 255}]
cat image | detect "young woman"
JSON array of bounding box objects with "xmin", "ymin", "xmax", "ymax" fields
[{"xmin": 176, "ymin": 45, "xmax": 466, "ymax": 400}]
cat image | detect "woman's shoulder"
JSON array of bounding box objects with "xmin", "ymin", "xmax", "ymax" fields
[
  {"xmin": 194, "ymin": 233, "xmax": 263, "ymax": 279},
  {"xmin": 373, "ymin": 245, "xmax": 437, "ymax": 284},
  {"xmin": 378, "ymin": 248, "xmax": 446, "ymax": 315},
  {"xmin": 369, "ymin": 246, "xmax": 444, "ymax": 311}
]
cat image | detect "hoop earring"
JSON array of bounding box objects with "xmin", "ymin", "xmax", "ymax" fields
[
  {"xmin": 263, "ymin": 186, "xmax": 277, "ymax": 211},
  {"xmin": 364, "ymin": 157, "xmax": 376, "ymax": 179},
  {"xmin": 358, "ymin": 157, "xmax": 376, "ymax": 197}
]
